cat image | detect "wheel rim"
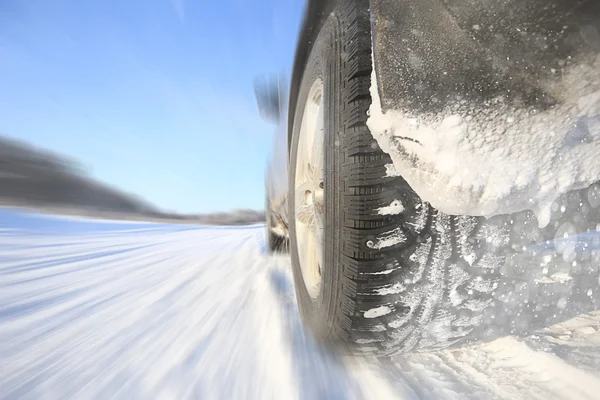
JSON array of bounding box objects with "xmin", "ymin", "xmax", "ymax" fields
[{"xmin": 294, "ymin": 79, "xmax": 325, "ymax": 300}]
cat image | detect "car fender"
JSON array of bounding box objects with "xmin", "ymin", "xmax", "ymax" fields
[{"xmin": 370, "ymin": 0, "xmax": 600, "ymax": 113}]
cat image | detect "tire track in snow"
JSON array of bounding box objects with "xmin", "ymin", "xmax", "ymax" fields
[
  {"xmin": 378, "ymin": 335, "xmax": 600, "ymax": 400},
  {"xmin": 266, "ymin": 265, "xmax": 365, "ymax": 400}
]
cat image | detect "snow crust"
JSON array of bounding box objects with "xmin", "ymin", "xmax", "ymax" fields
[
  {"xmin": 377, "ymin": 199, "xmax": 404, "ymax": 215},
  {"xmin": 364, "ymin": 306, "xmax": 392, "ymax": 318},
  {"xmin": 366, "ymin": 227, "xmax": 407, "ymax": 250},
  {"xmin": 368, "ymin": 54, "xmax": 600, "ymax": 227}
]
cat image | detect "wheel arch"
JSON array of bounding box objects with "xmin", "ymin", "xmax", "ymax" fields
[
  {"xmin": 368, "ymin": 0, "xmax": 600, "ymax": 114},
  {"xmin": 289, "ymin": 0, "xmax": 600, "ymax": 142}
]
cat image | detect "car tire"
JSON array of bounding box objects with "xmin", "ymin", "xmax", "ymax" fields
[{"xmin": 288, "ymin": 0, "xmax": 508, "ymax": 356}]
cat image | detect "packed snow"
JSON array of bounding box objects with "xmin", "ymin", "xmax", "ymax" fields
[
  {"xmin": 366, "ymin": 227, "xmax": 407, "ymax": 250},
  {"xmin": 364, "ymin": 306, "xmax": 393, "ymax": 318},
  {"xmin": 2, "ymin": 209, "xmax": 600, "ymax": 399},
  {"xmin": 367, "ymin": 54, "xmax": 600, "ymax": 228},
  {"xmin": 377, "ymin": 199, "xmax": 404, "ymax": 215}
]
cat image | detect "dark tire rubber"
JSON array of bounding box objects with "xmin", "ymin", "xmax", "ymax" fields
[
  {"xmin": 266, "ymin": 225, "xmax": 284, "ymax": 253},
  {"xmin": 289, "ymin": 0, "xmax": 600, "ymax": 356},
  {"xmin": 266, "ymin": 198, "xmax": 287, "ymax": 253}
]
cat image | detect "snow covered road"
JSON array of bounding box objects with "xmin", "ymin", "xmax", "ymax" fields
[{"xmin": 1, "ymin": 209, "xmax": 600, "ymax": 399}]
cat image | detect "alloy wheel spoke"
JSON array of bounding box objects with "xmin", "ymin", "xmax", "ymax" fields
[
  {"xmin": 311, "ymin": 96, "xmax": 325, "ymax": 178},
  {"xmin": 294, "ymin": 79, "xmax": 325, "ymax": 299}
]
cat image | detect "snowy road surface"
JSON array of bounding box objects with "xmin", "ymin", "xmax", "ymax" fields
[{"xmin": 2, "ymin": 209, "xmax": 600, "ymax": 399}]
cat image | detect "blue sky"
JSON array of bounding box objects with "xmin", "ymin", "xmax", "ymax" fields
[{"xmin": 0, "ymin": 0, "xmax": 303, "ymax": 213}]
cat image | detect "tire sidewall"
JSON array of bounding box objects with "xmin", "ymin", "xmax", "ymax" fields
[{"xmin": 288, "ymin": 15, "xmax": 343, "ymax": 342}]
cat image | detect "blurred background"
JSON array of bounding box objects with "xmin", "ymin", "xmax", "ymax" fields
[{"xmin": 0, "ymin": 0, "xmax": 302, "ymax": 218}]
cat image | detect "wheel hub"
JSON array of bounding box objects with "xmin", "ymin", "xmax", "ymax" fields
[{"xmin": 294, "ymin": 79, "xmax": 325, "ymax": 299}]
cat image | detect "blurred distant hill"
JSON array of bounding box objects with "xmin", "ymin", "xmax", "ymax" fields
[{"xmin": 0, "ymin": 136, "xmax": 264, "ymax": 225}]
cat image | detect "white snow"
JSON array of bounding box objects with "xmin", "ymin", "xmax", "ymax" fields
[
  {"xmin": 375, "ymin": 283, "xmax": 405, "ymax": 296},
  {"xmin": 394, "ymin": 334, "xmax": 600, "ymax": 400},
  {"xmin": 367, "ymin": 54, "xmax": 600, "ymax": 228},
  {"xmin": 363, "ymin": 268, "xmax": 398, "ymax": 275},
  {"xmin": 377, "ymin": 199, "xmax": 404, "ymax": 215},
  {"xmin": 364, "ymin": 306, "xmax": 392, "ymax": 318},
  {"xmin": 2, "ymin": 212, "xmax": 600, "ymax": 399},
  {"xmin": 536, "ymin": 272, "xmax": 574, "ymax": 284},
  {"xmin": 384, "ymin": 163, "xmax": 402, "ymax": 177},
  {"xmin": 366, "ymin": 227, "xmax": 407, "ymax": 250}
]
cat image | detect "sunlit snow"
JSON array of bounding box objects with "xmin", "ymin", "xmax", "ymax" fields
[
  {"xmin": 368, "ymin": 54, "xmax": 600, "ymax": 228},
  {"xmin": 2, "ymin": 209, "xmax": 600, "ymax": 399}
]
